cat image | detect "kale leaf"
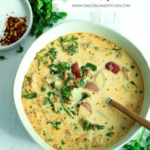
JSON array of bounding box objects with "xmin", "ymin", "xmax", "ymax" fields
[
  {"xmin": 41, "ymin": 84, "xmax": 46, "ymax": 92},
  {"xmin": 82, "ymin": 118, "xmax": 104, "ymax": 131},
  {"xmin": 23, "ymin": 93, "xmax": 37, "ymax": 99},
  {"xmin": 106, "ymin": 132, "xmax": 114, "ymax": 136},
  {"xmin": 85, "ymin": 63, "xmax": 97, "ymax": 71},
  {"xmin": 26, "ymin": 76, "xmax": 31, "ymax": 82},
  {"xmin": 77, "ymin": 93, "xmax": 90, "ymax": 107}
]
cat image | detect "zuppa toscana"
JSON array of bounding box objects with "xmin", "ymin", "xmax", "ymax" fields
[{"xmin": 21, "ymin": 33, "xmax": 144, "ymax": 150}]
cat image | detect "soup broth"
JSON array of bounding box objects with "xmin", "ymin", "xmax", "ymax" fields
[{"xmin": 21, "ymin": 33, "xmax": 144, "ymax": 150}]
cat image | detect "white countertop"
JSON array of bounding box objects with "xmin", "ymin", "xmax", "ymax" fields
[{"xmin": 0, "ymin": 11, "xmax": 150, "ymax": 150}]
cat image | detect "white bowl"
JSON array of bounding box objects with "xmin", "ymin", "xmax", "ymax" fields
[
  {"xmin": 13, "ymin": 21, "xmax": 150, "ymax": 150},
  {"xmin": 0, "ymin": 0, "xmax": 33, "ymax": 51}
]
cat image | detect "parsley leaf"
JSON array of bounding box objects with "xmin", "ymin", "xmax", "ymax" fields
[
  {"xmin": 60, "ymin": 36, "xmax": 78, "ymax": 44},
  {"xmin": 16, "ymin": 45, "xmax": 23, "ymax": 53},
  {"xmin": 0, "ymin": 56, "xmax": 6, "ymax": 60},
  {"xmin": 28, "ymin": 0, "xmax": 67, "ymax": 38},
  {"xmin": 48, "ymin": 121, "xmax": 61, "ymax": 130},
  {"xmin": 146, "ymin": 135, "xmax": 150, "ymax": 150},
  {"xmin": 123, "ymin": 127, "xmax": 146, "ymax": 150},
  {"xmin": 62, "ymin": 42, "xmax": 79, "ymax": 56}
]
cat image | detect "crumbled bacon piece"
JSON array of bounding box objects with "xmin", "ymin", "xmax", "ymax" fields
[{"xmin": 0, "ymin": 16, "xmax": 27, "ymax": 46}]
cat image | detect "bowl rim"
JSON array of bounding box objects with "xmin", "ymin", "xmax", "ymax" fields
[
  {"xmin": 0, "ymin": 0, "xmax": 33, "ymax": 51},
  {"xmin": 13, "ymin": 20, "xmax": 150, "ymax": 150}
]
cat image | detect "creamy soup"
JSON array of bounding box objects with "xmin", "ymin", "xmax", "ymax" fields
[{"xmin": 21, "ymin": 33, "xmax": 144, "ymax": 150}]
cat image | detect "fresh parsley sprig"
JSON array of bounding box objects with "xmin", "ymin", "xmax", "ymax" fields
[{"xmin": 28, "ymin": 0, "xmax": 67, "ymax": 38}]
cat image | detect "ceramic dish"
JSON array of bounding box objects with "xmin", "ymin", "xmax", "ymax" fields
[
  {"xmin": 0, "ymin": 0, "xmax": 33, "ymax": 51},
  {"xmin": 13, "ymin": 21, "xmax": 150, "ymax": 150}
]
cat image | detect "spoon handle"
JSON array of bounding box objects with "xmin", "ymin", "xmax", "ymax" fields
[{"xmin": 107, "ymin": 98, "xmax": 150, "ymax": 130}]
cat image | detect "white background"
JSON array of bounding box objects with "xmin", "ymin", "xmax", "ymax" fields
[{"xmin": 0, "ymin": 7, "xmax": 150, "ymax": 150}]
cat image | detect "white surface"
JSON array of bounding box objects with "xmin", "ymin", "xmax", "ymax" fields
[
  {"xmin": 0, "ymin": 0, "xmax": 33, "ymax": 51},
  {"xmin": 0, "ymin": 11, "xmax": 150, "ymax": 150},
  {"xmin": 13, "ymin": 20, "xmax": 150, "ymax": 150}
]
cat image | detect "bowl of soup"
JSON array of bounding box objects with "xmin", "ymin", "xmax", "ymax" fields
[{"xmin": 13, "ymin": 21, "xmax": 150, "ymax": 150}]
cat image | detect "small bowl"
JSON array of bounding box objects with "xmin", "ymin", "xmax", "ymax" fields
[
  {"xmin": 0, "ymin": 0, "xmax": 33, "ymax": 51},
  {"xmin": 14, "ymin": 21, "xmax": 150, "ymax": 150}
]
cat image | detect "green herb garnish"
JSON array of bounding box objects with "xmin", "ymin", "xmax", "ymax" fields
[
  {"xmin": 130, "ymin": 81, "xmax": 137, "ymax": 87},
  {"xmin": 93, "ymin": 47, "xmax": 99, "ymax": 50},
  {"xmin": 61, "ymin": 102, "xmax": 74, "ymax": 118},
  {"xmin": 43, "ymin": 61, "xmax": 48, "ymax": 66},
  {"xmin": 45, "ymin": 47, "xmax": 58, "ymax": 63},
  {"xmin": 111, "ymin": 48, "xmax": 121, "ymax": 51},
  {"xmin": 50, "ymin": 82, "xmax": 55, "ymax": 90},
  {"xmin": 82, "ymin": 118, "xmax": 104, "ymax": 131},
  {"xmin": 58, "ymin": 146, "xmax": 61, "ymax": 150},
  {"xmin": 62, "ymin": 140, "xmax": 65, "ymax": 145},
  {"xmin": 106, "ymin": 132, "xmax": 114, "ymax": 136},
  {"xmin": 49, "ymin": 121, "xmax": 61, "ymax": 130},
  {"xmin": 49, "ymin": 64, "xmax": 61, "ymax": 75},
  {"xmin": 123, "ymin": 127, "xmax": 147, "ymax": 149},
  {"xmin": 122, "ymin": 85, "xmax": 128, "ymax": 92},
  {"xmin": 51, "ymin": 41, "xmax": 55, "ymax": 45},
  {"xmin": 85, "ymin": 62, "xmax": 97, "ymax": 71},
  {"xmin": 62, "ymin": 42, "xmax": 79, "ymax": 56},
  {"xmin": 121, "ymin": 125, "xmax": 126, "ymax": 131},
  {"xmin": 28, "ymin": 1, "xmax": 67, "ymax": 38},
  {"xmin": 77, "ymin": 93, "xmax": 90, "ymax": 107},
  {"xmin": 16, "ymin": 45, "xmax": 23, "ymax": 53},
  {"xmin": 38, "ymin": 59, "xmax": 41, "ymax": 69},
  {"xmin": 57, "ymin": 62, "xmax": 71, "ymax": 72},
  {"xmin": 135, "ymin": 73, "xmax": 138, "ymax": 77},
  {"xmin": 60, "ymin": 36, "xmax": 78, "ymax": 44},
  {"xmin": 47, "ymin": 138, "xmax": 52, "ymax": 142},
  {"xmin": 61, "ymin": 86, "xmax": 72, "ymax": 97},
  {"xmin": 23, "ymin": 93, "xmax": 37, "ymax": 99},
  {"xmin": 43, "ymin": 97, "xmax": 54, "ymax": 109},
  {"xmin": 41, "ymin": 85, "xmax": 46, "ymax": 92},
  {"xmin": 26, "ymin": 76, "xmax": 31, "ymax": 82},
  {"xmin": 0, "ymin": 56, "xmax": 6, "ymax": 60}
]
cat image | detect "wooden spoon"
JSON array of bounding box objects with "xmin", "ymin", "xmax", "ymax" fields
[{"xmin": 107, "ymin": 98, "xmax": 150, "ymax": 130}]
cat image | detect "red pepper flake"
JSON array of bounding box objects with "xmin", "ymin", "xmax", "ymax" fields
[
  {"xmin": 6, "ymin": 14, "xmax": 8, "ymax": 16},
  {"xmin": 103, "ymin": 105, "xmax": 106, "ymax": 107},
  {"xmin": 64, "ymin": 101, "xmax": 71, "ymax": 105},
  {"xmin": 0, "ymin": 16, "xmax": 27, "ymax": 46},
  {"xmin": 12, "ymin": 11, "xmax": 14, "ymax": 14}
]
